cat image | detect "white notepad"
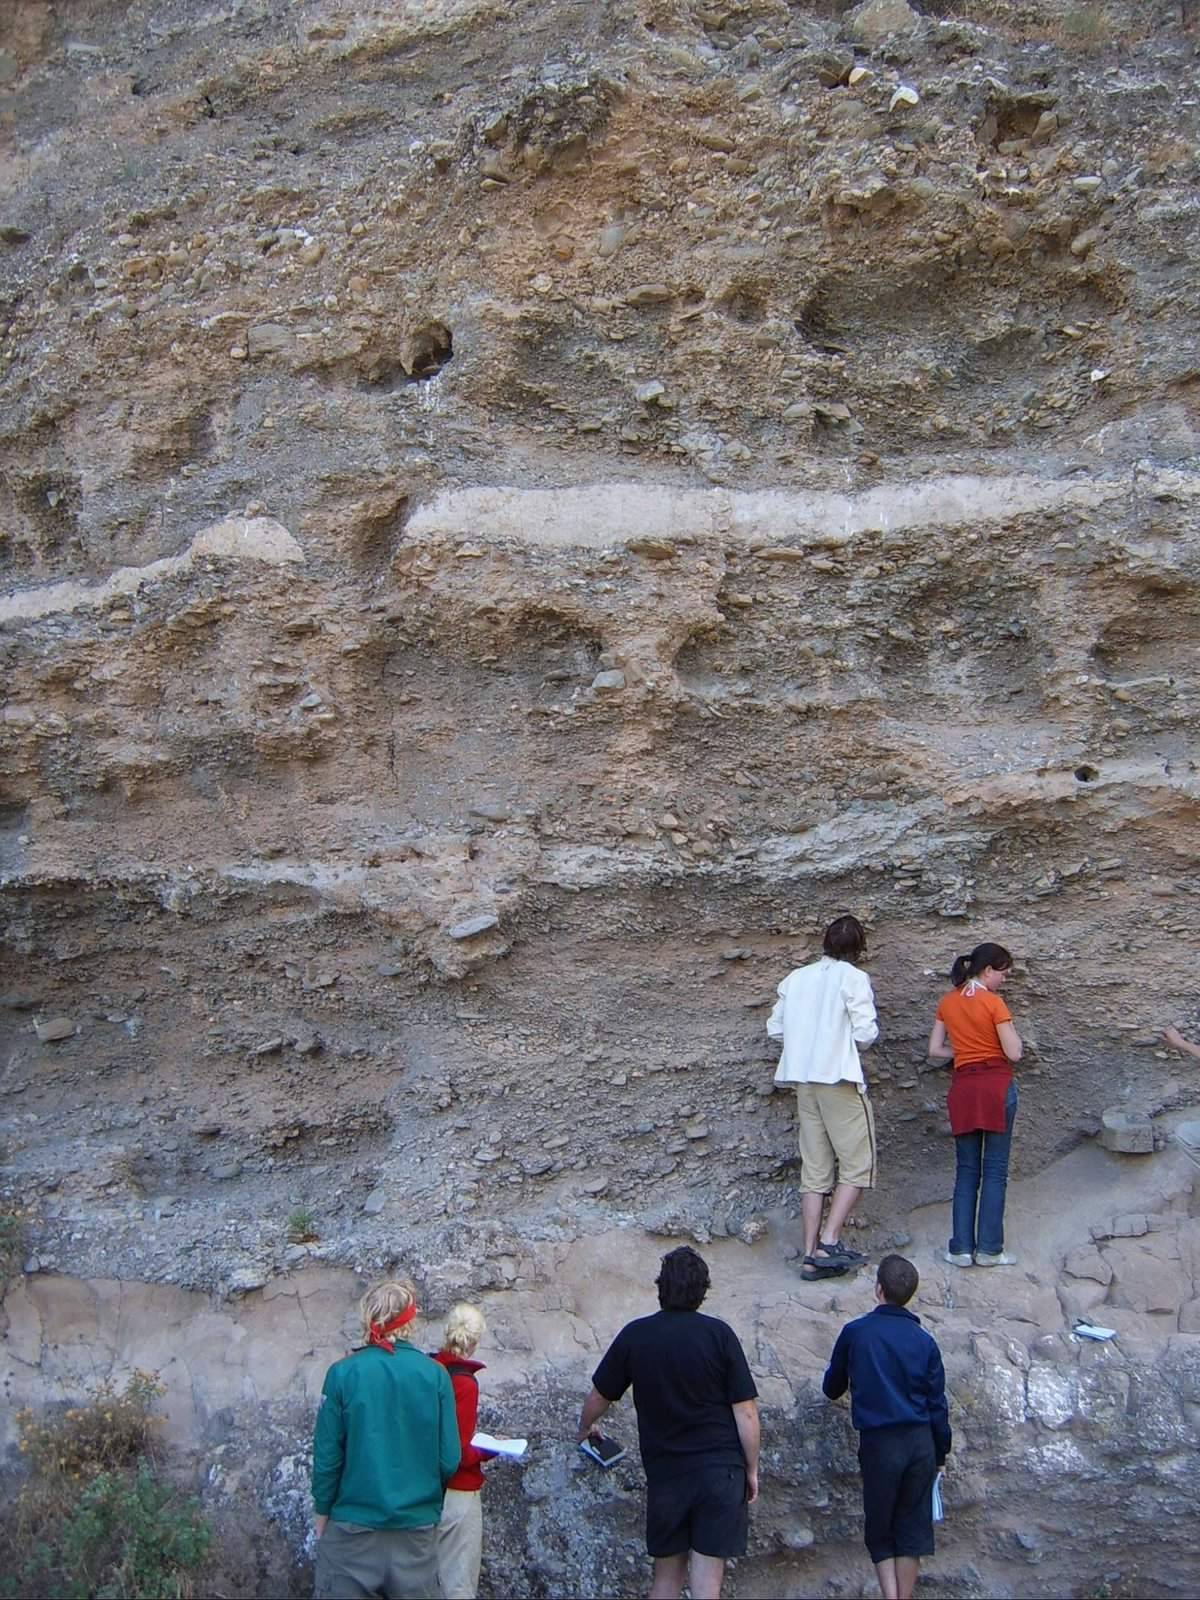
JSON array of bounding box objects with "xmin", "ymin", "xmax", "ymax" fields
[{"xmin": 471, "ymin": 1432, "xmax": 528, "ymax": 1458}]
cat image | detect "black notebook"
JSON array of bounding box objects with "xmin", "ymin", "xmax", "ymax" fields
[{"xmin": 579, "ymin": 1433, "xmax": 625, "ymax": 1468}]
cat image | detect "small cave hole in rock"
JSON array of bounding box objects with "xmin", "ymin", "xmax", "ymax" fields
[
  {"xmin": 1074, "ymin": 764, "xmax": 1099, "ymax": 782},
  {"xmin": 716, "ymin": 284, "xmax": 767, "ymax": 325},
  {"xmin": 403, "ymin": 321, "xmax": 453, "ymax": 380}
]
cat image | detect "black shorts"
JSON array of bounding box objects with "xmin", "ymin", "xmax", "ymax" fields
[
  {"xmin": 646, "ymin": 1463, "xmax": 749, "ymax": 1559},
  {"xmin": 859, "ymin": 1424, "xmax": 937, "ymax": 1564}
]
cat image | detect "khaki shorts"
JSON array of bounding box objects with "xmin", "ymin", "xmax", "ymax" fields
[{"xmin": 795, "ymin": 1080, "xmax": 877, "ymax": 1193}]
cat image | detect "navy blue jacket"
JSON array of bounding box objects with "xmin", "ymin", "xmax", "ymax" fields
[{"xmin": 823, "ymin": 1304, "xmax": 951, "ymax": 1463}]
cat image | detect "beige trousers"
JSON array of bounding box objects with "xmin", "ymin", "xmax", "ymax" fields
[{"xmin": 436, "ymin": 1488, "xmax": 483, "ymax": 1600}]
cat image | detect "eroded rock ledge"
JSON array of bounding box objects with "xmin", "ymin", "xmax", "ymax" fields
[{"xmin": 4, "ymin": 0, "xmax": 1200, "ymax": 1594}]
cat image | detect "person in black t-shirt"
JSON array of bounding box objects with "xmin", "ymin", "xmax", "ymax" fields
[{"xmin": 575, "ymin": 1246, "xmax": 759, "ymax": 1600}]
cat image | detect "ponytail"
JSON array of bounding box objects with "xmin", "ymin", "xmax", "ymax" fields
[
  {"xmin": 950, "ymin": 954, "xmax": 973, "ymax": 987},
  {"xmin": 951, "ymin": 942, "xmax": 1013, "ymax": 986}
]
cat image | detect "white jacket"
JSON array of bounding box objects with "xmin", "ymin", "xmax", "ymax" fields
[{"xmin": 767, "ymin": 957, "xmax": 878, "ymax": 1086}]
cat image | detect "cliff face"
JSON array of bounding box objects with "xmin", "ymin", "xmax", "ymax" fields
[{"xmin": 2, "ymin": 2, "xmax": 1200, "ymax": 1595}]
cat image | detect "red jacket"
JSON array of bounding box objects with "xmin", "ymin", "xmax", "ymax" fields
[
  {"xmin": 947, "ymin": 1057, "xmax": 1012, "ymax": 1135},
  {"xmin": 430, "ymin": 1351, "xmax": 490, "ymax": 1492}
]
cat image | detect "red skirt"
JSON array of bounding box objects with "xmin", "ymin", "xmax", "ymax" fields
[{"xmin": 947, "ymin": 1058, "xmax": 1012, "ymax": 1135}]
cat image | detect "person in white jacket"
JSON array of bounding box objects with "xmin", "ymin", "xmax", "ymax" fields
[{"xmin": 768, "ymin": 915, "xmax": 879, "ymax": 1281}]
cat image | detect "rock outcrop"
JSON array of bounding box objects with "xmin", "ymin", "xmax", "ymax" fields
[
  {"xmin": 3, "ymin": 1, "xmax": 1200, "ymax": 1594},
  {"xmin": 5, "ymin": 1128, "xmax": 1200, "ymax": 1597}
]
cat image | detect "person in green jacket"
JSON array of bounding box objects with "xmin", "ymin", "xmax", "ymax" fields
[{"xmin": 312, "ymin": 1278, "xmax": 462, "ymax": 1599}]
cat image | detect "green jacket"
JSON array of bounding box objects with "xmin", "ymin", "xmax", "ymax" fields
[{"xmin": 312, "ymin": 1343, "xmax": 461, "ymax": 1527}]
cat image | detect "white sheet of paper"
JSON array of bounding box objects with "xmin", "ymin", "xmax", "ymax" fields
[
  {"xmin": 931, "ymin": 1471, "xmax": 944, "ymax": 1523},
  {"xmin": 471, "ymin": 1432, "xmax": 527, "ymax": 1458}
]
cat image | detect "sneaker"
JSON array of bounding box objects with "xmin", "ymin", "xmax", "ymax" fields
[
  {"xmin": 815, "ymin": 1240, "xmax": 866, "ymax": 1267},
  {"xmin": 974, "ymin": 1251, "xmax": 1018, "ymax": 1267},
  {"xmin": 943, "ymin": 1250, "xmax": 973, "ymax": 1268}
]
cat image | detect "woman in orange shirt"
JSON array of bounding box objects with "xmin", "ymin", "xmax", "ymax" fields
[{"xmin": 927, "ymin": 943, "xmax": 1023, "ymax": 1269}]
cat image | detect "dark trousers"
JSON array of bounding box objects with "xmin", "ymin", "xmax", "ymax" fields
[
  {"xmin": 858, "ymin": 1424, "xmax": 937, "ymax": 1564},
  {"xmin": 950, "ymin": 1080, "xmax": 1018, "ymax": 1256}
]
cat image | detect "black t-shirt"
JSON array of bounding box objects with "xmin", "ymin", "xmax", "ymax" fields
[{"xmin": 592, "ymin": 1309, "xmax": 758, "ymax": 1481}]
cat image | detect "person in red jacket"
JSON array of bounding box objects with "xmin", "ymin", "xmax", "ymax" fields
[{"xmin": 430, "ymin": 1304, "xmax": 492, "ymax": 1600}]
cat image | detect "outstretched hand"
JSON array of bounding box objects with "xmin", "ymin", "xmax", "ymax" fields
[{"xmin": 1162, "ymin": 1026, "xmax": 1200, "ymax": 1060}]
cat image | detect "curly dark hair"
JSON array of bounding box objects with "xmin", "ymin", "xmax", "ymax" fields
[{"xmin": 655, "ymin": 1246, "xmax": 710, "ymax": 1311}]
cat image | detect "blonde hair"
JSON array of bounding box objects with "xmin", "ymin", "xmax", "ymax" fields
[
  {"xmin": 359, "ymin": 1279, "xmax": 417, "ymax": 1342},
  {"xmin": 442, "ymin": 1302, "xmax": 486, "ymax": 1357}
]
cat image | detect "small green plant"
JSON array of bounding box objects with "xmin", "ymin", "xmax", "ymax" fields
[
  {"xmin": 286, "ymin": 1204, "xmax": 318, "ymax": 1243},
  {"xmin": 1059, "ymin": 4, "xmax": 1114, "ymax": 46},
  {"xmin": 0, "ymin": 1207, "xmax": 26, "ymax": 1286},
  {"xmin": 1081, "ymin": 1565, "xmax": 1148, "ymax": 1600}
]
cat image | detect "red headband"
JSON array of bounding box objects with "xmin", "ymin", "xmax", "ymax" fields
[{"xmin": 368, "ymin": 1302, "xmax": 417, "ymax": 1352}]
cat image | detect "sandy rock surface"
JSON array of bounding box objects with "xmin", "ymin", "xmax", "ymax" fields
[{"xmin": 3, "ymin": 1, "xmax": 1200, "ymax": 1594}]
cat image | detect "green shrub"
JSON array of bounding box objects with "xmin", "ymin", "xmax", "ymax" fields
[
  {"xmin": 7, "ymin": 1464, "xmax": 212, "ymax": 1600},
  {"xmin": 16, "ymin": 1371, "xmax": 166, "ymax": 1479},
  {"xmin": 1, "ymin": 1373, "xmax": 211, "ymax": 1600}
]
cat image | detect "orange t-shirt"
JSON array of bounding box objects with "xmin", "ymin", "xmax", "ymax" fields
[{"xmin": 936, "ymin": 985, "xmax": 1013, "ymax": 1067}]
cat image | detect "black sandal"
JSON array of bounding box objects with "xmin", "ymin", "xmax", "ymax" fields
[
  {"xmin": 814, "ymin": 1240, "xmax": 866, "ymax": 1267},
  {"xmin": 801, "ymin": 1255, "xmax": 848, "ymax": 1281}
]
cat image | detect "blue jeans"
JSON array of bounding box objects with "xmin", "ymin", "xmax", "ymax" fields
[{"xmin": 950, "ymin": 1082, "xmax": 1017, "ymax": 1256}]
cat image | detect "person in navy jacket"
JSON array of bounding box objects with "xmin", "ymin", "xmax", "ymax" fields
[{"xmin": 823, "ymin": 1255, "xmax": 951, "ymax": 1600}]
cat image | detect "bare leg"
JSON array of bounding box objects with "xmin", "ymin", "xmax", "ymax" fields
[
  {"xmin": 821, "ymin": 1181, "xmax": 862, "ymax": 1246},
  {"xmin": 895, "ymin": 1556, "xmax": 920, "ymax": 1599},
  {"xmin": 802, "ymin": 1191, "xmax": 825, "ymax": 1258},
  {"xmin": 687, "ymin": 1552, "xmax": 727, "ymax": 1600},
  {"xmin": 648, "ymin": 1554, "xmax": 688, "ymax": 1600},
  {"xmin": 874, "ymin": 1557, "xmax": 899, "ymax": 1600}
]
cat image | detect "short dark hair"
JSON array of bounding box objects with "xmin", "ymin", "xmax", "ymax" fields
[
  {"xmin": 824, "ymin": 915, "xmax": 866, "ymax": 962},
  {"xmin": 877, "ymin": 1254, "xmax": 919, "ymax": 1307},
  {"xmin": 656, "ymin": 1246, "xmax": 710, "ymax": 1311}
]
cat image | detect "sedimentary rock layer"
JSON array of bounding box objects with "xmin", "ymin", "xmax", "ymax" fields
[{"xmin": 3, "ymin": 2, "xmax": 1200, "ymax": 1595}]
